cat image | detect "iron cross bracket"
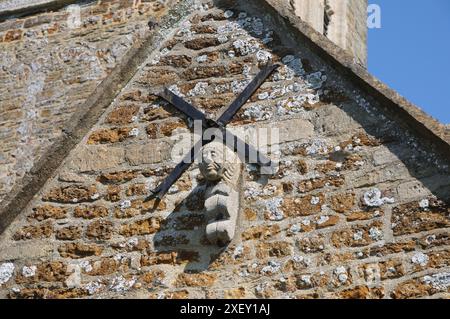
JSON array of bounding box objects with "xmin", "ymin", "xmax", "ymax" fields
[{"xmin": 148, "ymin": 64, "xmax": 280, "ymax": 200}]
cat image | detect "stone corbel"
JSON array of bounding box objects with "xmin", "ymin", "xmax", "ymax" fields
[
  {"xmin": 198, "ymin": 142, "xmax": 242, "ymax": 246},
  {"xmin": 204, "ymin": 183, "xmax": 239, "ymax": 246}
]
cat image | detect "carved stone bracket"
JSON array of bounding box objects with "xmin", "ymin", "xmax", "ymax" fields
[{"xmin": 198, "ymin": 142, "xmax": 242, "ymax": 246}]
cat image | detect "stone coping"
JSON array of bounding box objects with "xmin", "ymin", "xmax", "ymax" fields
[{"xmin": 0, "ymin": 0, "xmax": 81, "ymax": 21}]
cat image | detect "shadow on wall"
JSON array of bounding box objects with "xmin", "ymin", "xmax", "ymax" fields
[{"xmin": 151, "ymin": 183, "xmax": 230, "ymax": 272}]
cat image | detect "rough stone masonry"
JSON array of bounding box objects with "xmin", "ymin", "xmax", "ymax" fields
[{"xmin": 0, "ymin": 0, "xmax": 449, "ymax": 299}]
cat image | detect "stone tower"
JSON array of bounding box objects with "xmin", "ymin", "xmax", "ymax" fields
[{"xmin": 290, "ymin": 0, "xmax": 368, "ymax": 66}]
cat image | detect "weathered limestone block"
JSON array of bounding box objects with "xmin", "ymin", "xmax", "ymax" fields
[
  {"xmin": 229, "ymin": 118, "xmax": 314, "ymax": 146},
  {"xmin": 68, "ymin": 146, "xmax": 125, "ymax": 172},
  {"xmin": 125, "ymin": 141, "xmax": 173, "ymax": 166}
]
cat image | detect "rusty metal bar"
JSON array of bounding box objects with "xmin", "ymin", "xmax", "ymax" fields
[{"xmin": 217, "ymin": 63, "xmax": 279, "ymax": 126}]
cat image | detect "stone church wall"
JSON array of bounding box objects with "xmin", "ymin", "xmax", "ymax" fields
[{"xmin": 0, "ymin": 0, "xmax": 169, "ymax": 204}]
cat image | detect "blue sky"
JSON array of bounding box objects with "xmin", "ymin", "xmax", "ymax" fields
[{"xmin": 368, "ymin": 0, "xmax": 450, "ymax": 124}]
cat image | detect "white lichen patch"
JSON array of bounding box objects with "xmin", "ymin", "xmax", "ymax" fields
[
  {"xmin": 334, "ymin": 266, "xmax": 348, "ymax": 283},
  {"xmin": 243, "ymin": 104, "xmax": 272, "ymax": 121},
  {"xmin": 84, "ymin": 280, "xmax": 103, "ymax": 295},
  {"xmin": 265, "ymin": 197, "xmax": 284, "ymax": 221},
  {"xmin": 258, "ymin": 92, "xmax": 269, "ymax": 100},
  {"xmin": 188, "ymin": 82, "xmax": 209, "ymax": 97},
  {"xmin": 422, "ymin": 273, "xmax": 450, "ymax": 291},
  {"xmin": 128, "ymin": 128, "xmax": 139, "ymax": 137},
  {"xmin": 363, "ymin": 188, "xmax": 395, "ymax": 207},
  {"xmin": 22, "ymin": 265, "xmax": 36, "ymax": 278},
  {"xmin": 244, "ymin": 186, "xmax": 261, "ymax": 199},
  {"xmin": 160, "ymin": 47, "xmax": 170, "ymax": 56},
  {"xmin": 301, "ymin": 219, "xmax": 311, "ymax": 226},
  {"xmin": 217, "ymin": 21, "xmax": 241, "ymax": 35},
  {"xmin": 299, "ymin": 275, "xmax": 311, "ymax": 286},
  {"xmin": 231, "ymin": 79, "xmax": 250, "ymax": 94},
  {"xmin": 276, "ymin": 96, "xmax": 305, "ymax": 115},
  {"xmin": 238, "ymin": 12, "xmax": 248, "ymax": 19},
  {"xmin": 256, "ymin": 50, "xmax": 272, "ymax": 63},
  {"xmin": 286, "ymin": 58, "xmax": 304, "ymax": 76},
  {"xmin": 224, "ymin": 10, "xmax": 234, "ymax": 18},
  {"xmin": 168, "ymin": 184, "xmax": 179, "ymax": 194},
  {"xmin": 120, "ymin": 200, "xmax": 131, "ymax": 210},
  {"xmin": 262, "ymin": 31, "xmax": 274, "ymax": 44},
  {"xmin": 412, "ymin": 252, "xmax": 429, "ymax": 267},
  {"xmin": 353, "ymin": 231, "xmax": 364, "ymax": 241},
  {"xmin": 306, "ymin": 93, "xmax": 320, "ymax": 105},
  {"xmin": 0, "ymin": 263, "xmax": 14, "ymax": 285},
  {"xmin": 316, "ymin": 215, "xmax": 329, "ymax": 225},
  {"xmin": 273, "ymin": 65, "xmax": 294, "ymax": 81},
  {"xmin": 310, "ymin": 196, "xmax": 320, "ymax": 205},
  {"xmin": 369, "ymin": 227, "xmax": 383, "ymax": 241},
  {"xmin": 109, "ymin": 276, "xmax": 136, "ymax": 292},
  {"xmin": 261, "ymin": 260, "xmax": 281, "ymax": 274},
  {"xmin": 214, "ymin": 82, "xmax": 230, "ymax": 94},
  {"xmin": 419, "ymin": 199, "xmax": 430, "ymax": 209},
  {"xmin": 66, "ymin": 264, "xmax": 82, "ymax": 288},
  {"xmin": 305, "ymin": 140, "xmax": 329, "ymax": 155},
  {"xmin": 80, "ymin": 261, "xmax": 93, "ymax": 273},
  {"xmin": 193, "ymin": 1, "xmax": 209, "ymax": 12},
  {"xmin": 233, "ymin": 39, "xmax": 260, "ymax": 56},
  {"xmin": 290, "ymin": 224, "xmax": 301, "ymax": 233},
  {"xmin": 90, "ymin": 193, "xmax": 100, "ymax": 200},
  {"xmin": 196, "ymin": 55, "xmax": 208, "ymax": 63},
  {"xmin": 233, "ymin": 245, "xmax": 244, "ymax": 259},
  {"xmin": 306, "ymin": 72, "xmax": 327, "ymax": 89},
  {"xmin": 177, "ymin": 21, "xmax": 194, "ymax": 39},
  {"xmin": 168, "ymin": 85, "xmax": 184, "ymax": 97},
  {"xmin": 217, "ymin": 34, "xmax": 228, "ymax": 44}
]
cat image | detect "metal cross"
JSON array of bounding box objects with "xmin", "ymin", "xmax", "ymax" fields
[{"xmin": 148, "ymin": 64, "xmax": 280, "ymax": 200}]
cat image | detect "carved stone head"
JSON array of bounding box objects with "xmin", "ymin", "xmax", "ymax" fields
[{"xmin": 199, "ymin": 141, "xmax": 241, "ymax": 187}]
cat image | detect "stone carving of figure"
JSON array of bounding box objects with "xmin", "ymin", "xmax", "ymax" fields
[{"xmin": 198, "ymin": 141, "xmax": 242, "ymax": 246}]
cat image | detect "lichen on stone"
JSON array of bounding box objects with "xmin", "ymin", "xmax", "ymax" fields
[
  {"xmin": 188, "ymin": 82, "xmax": 209, "ymax": 97},
  {"xmin": 22, "ymin": 265, "xmax": 36, "ymax": 278},
  {"xmin": 334, "ymin": 266, "xmax": 348, "ymax": 283},
  {"xmin": 232, "ymin": 38, "xmax": 260, "ymax": 56},
  {"xmin": 243, "ymin": 104, "xmax": 272, "ymax": 121},
  {"xmin": 261, "ymin": 260, "xmax": 281, "ymax": 274},
  {"xmin": 256, "ymin": 50, "xmax": 272, "ymax": 63},
  {"xmin": 422, "ymin": 273, "xmax": 450, "ymax": 291},
  {"xmin": 0, "ymin": 263, "xmax": 14, "ymax": 285},
  {"xmin": 363, "ymin": 188, "xmax": 395, "ymax": 207},
  {"xmin": 369, "ymin": 227, "xmax": 383, "ymax": 241},
  {"xmin": 412, "ymin": 252, "xmax": 429, "ymax": 267},
  {"xmin": 265, "ymin": 197, "xmax": 284, "ymax": 221},
  {"xmin": 419, "ymin": 199, "xmax": 430, "ymax": 210},
  {"xmin": 168, "ymin": 85, "xmax": 184, "ymax": 97},
  {"xmin": 84, "ymin": 280, "xmax": 103, "ymax": 295},
  {"xmin": 196, "ymin": 55, "xmax": 208, "ymax": 63},
  {"xmin": 306, "ymin": 72, "xmax": 327, "ymax": 90}
]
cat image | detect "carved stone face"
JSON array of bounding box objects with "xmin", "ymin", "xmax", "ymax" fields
[{"xmin": 199, "ymin": 141, "xmax": 241, "ymax": 185}]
